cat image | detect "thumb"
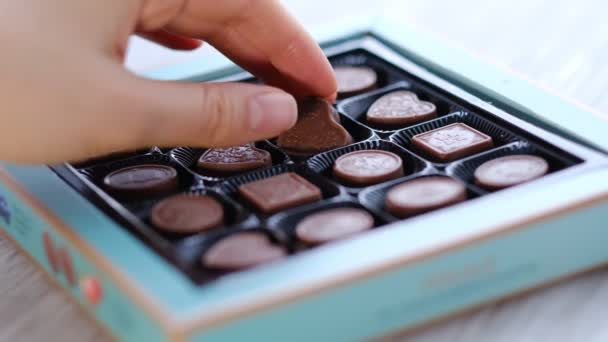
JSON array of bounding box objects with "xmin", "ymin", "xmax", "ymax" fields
[{"xmin": 121, "ymin": 75, "xmax": 297, "ymax": 149}]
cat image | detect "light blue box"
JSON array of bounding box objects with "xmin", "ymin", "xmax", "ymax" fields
[{"xmin": 1, "ymin": 13, "xmax": 606, "ymax": 342}]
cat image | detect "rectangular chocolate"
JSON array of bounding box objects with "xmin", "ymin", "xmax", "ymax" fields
[{"xmin": 412, "ymin": 123, "xmax": 494, "ymax": 162}]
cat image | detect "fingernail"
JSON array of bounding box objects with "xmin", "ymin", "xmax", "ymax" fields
[{"xmin": 249, "ymin": 92, "xmax": 297, "ymax": 135}]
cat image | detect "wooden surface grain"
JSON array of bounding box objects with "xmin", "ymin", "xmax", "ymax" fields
[{"xmin": 2, "ymin": 0, "xmax": 607, "ymax": 341}]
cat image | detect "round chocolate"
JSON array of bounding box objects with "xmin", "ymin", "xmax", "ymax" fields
[
  {"xmin": 202, "ymin": 232, "xmax": 286, "ymax": 271},
  {"xmin": 367, "ymin": 90, "xmax": 437, "ymax": 126},
  {"xmin": 474, "ymin": 154, "xmax": 549, "ymax": 190},
  {"xmin": 197, "ymin": 144, "xmax": 272, "ymax": 176},
  {"xmin": 333, "ymin": 150, "xmax": 404, "ymax": 186},
  {"xmin": 334, "ymin": 66, "xmax": 378, "ymax": 98},
  {"xmin": 295, "ymin": 208, "xmax": 374, "ymax": 245},
  {"xmin": 103, "ymin": 164, "xmax": 178, "ymax": 198},
  {"xmin": 150, "ymin": 195, "xmax": 224, "ymax": 234},
  {"xmin": 385, "ymin": 177, "xmax": 466, "ymax": 218}
]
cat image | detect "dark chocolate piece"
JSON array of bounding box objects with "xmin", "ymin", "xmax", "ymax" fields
[
  {"xmin": 332, "ymin": 150, "xmax": 404, "ymax": 186},
  {"xmin": 43, "ymin": 232, "xmax": 60, "ymax": 273},
  {"xmin": 150, "ymin": 195, "xmax": 224, "ymax": 234},
  {"xmin": 295, "ymin": 207, "xmax": 374, "ymax": 245},
  {"xmin": 385, "ymin": 177, "xmax": 466, "ymax": 218},
  {"xmin": 277, "ymin": 98, "xmax": 353, "ymax": 156},
  {"xmin": 197, "ymin": 144, "xmax": 272, "ymax": 176},
  {"xmin": 238, "ymin": 173, "xmax": 322, "ymax": 214},
  {"xmin": 103, "ymin": 164, "xmax": 178, "ymax": 198},
  {"xmin": 367, "ymin": 90, "xmax": 437, "ymax": 126},
  {"xmin": 202, "ymin": 232, "xmax": 286, "ymax": 271},
  {"xmin": 412, "ymin": 123, "xmax": 493, "ymax": 162},
  {"xmin": 474, "ymin": 154, "xmax": 549, "ymax": 190},
  {"xmin": 334, "ymin": 66, "xmax": 378, "ymax": 98}
]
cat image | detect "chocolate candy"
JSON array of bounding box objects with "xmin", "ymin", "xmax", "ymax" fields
[
  {"xmin": 333, "ymin": 150, "xmax": 403, "ymax": 186},
  {"xmin": 277, "ymin": 98, "xmax": 353, "ymax": 156},
  {"xmin": 202, "ymin": 232, "xmax": 286, "ymax": 271},
  {"xmin": 295, "ymin": 208, "xmax": 374, "ymax": 245},
  {"xmin": 334, "ymin": 66, "xmax": 378, "ymax": 98},
  {"xmin": 367, "ymin": 91, "xmax": 437, "ymax": 126},
  {"xmin": 385, "ymin": 177, "xmax": 466, "ymax": 218},
  {"xmin": 150, "ymin": 195, "xmax": 224, "ymax": 234},
  {"xmin": 238, "ymin": 173, "xmax": 322, "ymax": 214},
  {"xmin": 197, "ymin": 144, "xmax": 272, "ymax": 176},
  {"xmin": 474, "ymin": 154, "xmax": 549, "ymax": 190},
  {"xmin": 412, "ymin": 123, "xmax": 493, "ymax": 162},
  {"xmin": 103, "ymin": 164, "xmax": 178, "ymax": 198}
]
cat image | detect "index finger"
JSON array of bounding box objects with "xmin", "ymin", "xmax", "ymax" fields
[{"xmin": 167, "ymin": 0, "xmax": 337, "ymax": 99}]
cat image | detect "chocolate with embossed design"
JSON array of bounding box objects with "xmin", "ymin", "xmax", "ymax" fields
[
  {"xmin": 197, "ymin": 144, "xmax": 271, "ymax": 176},
  {"xmin": 332, "ymin": 150, "xmax": 403, "ymax": 186},
  {"xmin": 367, "ymin": 90, "xmax": 436, "ymax": 126},
  {"xmin": 334, "ymin": 66, "xmax": 378, "ymax": 98},
  {"xmin": 474, "ymin": 154, "xmax": 549, "ymax": 190},
  {"xmin": 385, "ymin": 177, "xmax": 467, "ymax": 218},
  {"xmin": 412, "ymin": 123, "xmax": 493, "ymax": 162}
]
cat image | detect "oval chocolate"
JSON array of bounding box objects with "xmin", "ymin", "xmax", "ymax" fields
[
  {"xmin": 103, "ymin": 164, "xmax": 178, "ymax": 198},
  {"xmin": 334, "ymin": 66, "xmax": 378, "ymax": 98},
  {"xmin": 295, "ymin": 207, "xmax": 374, "ymax": 245},
  {"xmin": 333, "ymin": 150, "xmax": 403, "ymax": 186},
  {"xmin": 150, "ymin": 194, "xmax": 224, "ymax": 234},
  {"xmin": 385, "ymin": 177, "xmax": 466, "ymax": 218},
  {"xmin": 197, "ymin": 144, "xmax": 272, "ymax": 176},
  {"xmin": 202, "ymin": 232, "xmax": 286, "ymax": 271},
  {"xmin": 474, "ymin": 154, "xmax": 549, "ymax": 190},
  {"xmin": 367, "ymin": 90, "xmax": 437, "ymax": 126}
]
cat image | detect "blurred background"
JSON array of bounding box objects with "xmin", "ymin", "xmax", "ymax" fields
[{"xmin": 126, "ymin": 0, "xmax": 608, "ymax": 113}]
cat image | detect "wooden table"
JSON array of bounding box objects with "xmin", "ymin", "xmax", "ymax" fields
[{"xmin": 1, "ymin": 0, "xmax": 607, "ymax": 341}]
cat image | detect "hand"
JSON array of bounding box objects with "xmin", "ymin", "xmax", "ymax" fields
[{"xmin": 0, "ymin": 0, "xmax": 337, "ymax": 164}]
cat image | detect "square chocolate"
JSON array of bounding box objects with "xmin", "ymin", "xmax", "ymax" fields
[
  {"xmin": 411, "ymin": 123, "xmax": 493, "ymax": 162},
  {"xmin": 238, "ymin": 173, "xmax": 322, "ymax": 214}
]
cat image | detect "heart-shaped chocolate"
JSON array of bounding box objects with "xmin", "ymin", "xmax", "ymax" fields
[
  {"xmin": 197, "ymin": 144, "xmax": 272, "ymax": 176},
  {"xmin": 202, "ymin": 232, "xmax": 287, "ymax": 270},
  {"xmin": 367, "ymin": 90, "xmax": 436, "ymax": 126},
  {"xmin": 277, "ymin": 98, "xmax": 353, "ymax": 156}
]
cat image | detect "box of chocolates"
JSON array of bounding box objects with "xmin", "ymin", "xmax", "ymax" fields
[{"xmin": 1, "ymin": 13, "xmax": 607, "ymax": 342}]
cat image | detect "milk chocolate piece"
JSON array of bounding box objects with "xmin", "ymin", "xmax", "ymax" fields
[
  {"xmin": 334, "ymin": 66, "xmax": 378, "ymax": 98},
  {"xmin": 367, "ymin": 91, "xmax": 437, "ymax": 126},
  {"xmin": 197, "ymin": 144, "xmax": 272, "ymax": 176},
  {"xmin": 474, "ymin": 154, "xmax": 549, "ymax": 190},
  {"xmin": 202, "ymin": 232, "xmax": 286, "ymax": 271},
  {"xmin": 103, "ymin": 164, "xmax": 178, "ymax": 198},
  {"xmin": 150, "ymin": 195, "xmax": 224, "ymax": 234},
  {"xmin": 295, "ymin": 207, "xmax": 374, "ymax": 245},
  {"xmin": 238, "ymin": 173, "xmax": 322, "ymax": 214},
  {"xmin": 277, "ymin": 98, "xmax": 353, "ymax": 156},
  {"xmin": 385, "ymin": 177, "xmax": 466, "ymax": 218},
  {"xmin": 332, "ymin": 150, "xmax": 404, "ymax": 186},
  {"xmin": 412, "ymin": 123, "xmax": 493, "ymax": 162}
]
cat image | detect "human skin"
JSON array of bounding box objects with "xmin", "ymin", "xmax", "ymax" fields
[{"xmin": 0, "ymin": 0, "xmax": 337, "ymax": 164}]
